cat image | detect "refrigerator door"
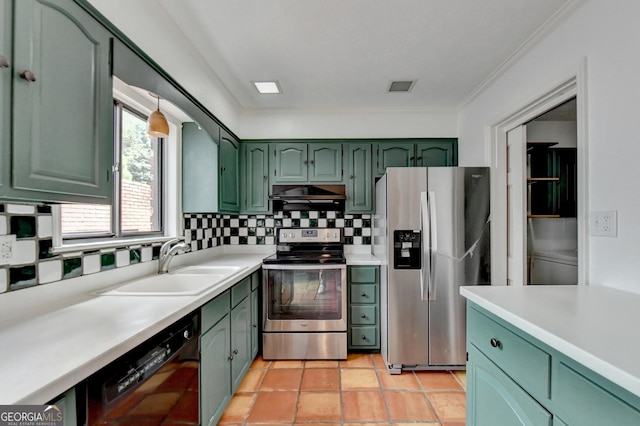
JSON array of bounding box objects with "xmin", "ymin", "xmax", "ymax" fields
[
  {"xmin": 383, "ymin": 168, "xmax": 429, "ymax": 367},
  {"xmin": 427, "ymin": 167, "xmax": 490, "ymax": 366}
]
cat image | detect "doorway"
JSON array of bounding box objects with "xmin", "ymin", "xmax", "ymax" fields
[
  {"xmin": 491, "ymin": 71, "xmax": 588, "ymax": 287},
  {"xmin": 525, "ymin": 98, "xmax": 578, "ymax": 285}
]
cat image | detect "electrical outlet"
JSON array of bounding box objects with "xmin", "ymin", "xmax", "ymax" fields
[
  {"xmin": 590, "ymin": 211, "xmax": 617, "ymax": 237},
  {"xmin": 0, "ymin": 234, "xmax": 16, "ymax": 265}
]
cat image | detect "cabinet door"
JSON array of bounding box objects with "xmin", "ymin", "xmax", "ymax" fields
[
  {"xmin": 250, "ymin": 287, "xmax": 260, "ymax": 359},
  {"xmin": 241, "ymin": 143, "xmax": 270, "ymax": 213},
  {"xmin": 0, "ymin": 0, "xmax": 10, "ymax": 195},
  {"xmin": 554, "ymin": 148, "xmax": 577, "ymax": 217},
  {"xmin": 200, "ymin": 315, "xmax": 231, "ymax": 426},
  {"xmin": 182, "ymin": 122, "xmax": 219, "ymax": 213},
  {"xmin": 308, "ymin": 143, "xmax": 342, "ymax": 182},
  {"xmin": 219, "ymin": 128, "xmax": 240, "ymax": 212},
  {"xmin": 230, "ymin": 297, "xmax": 252, "ymax": 393},
  {"xmin": 415, "ymin": 139, "xmax": 457, "ymax": 167},
  {"xmin": 467, "ymin": 345, "xmax": 552, "ymax": 426},
  {"xmin": 49, "ymin": 387, "xmax": 77, "ymax": 426},
  {"xmin": 274, "ymin": 143, "xmax": 307, "ymax": 182},
  {"xmin": 345, "ymin": 143, "xmax": 373, "ymax": 213},
  {"xmin": 11, "ymin": 0, "xmax": 113, "ymax": 202},
  {"xmin": 376, "ymin": 142, "xmax": 414, "ymax": 176}
]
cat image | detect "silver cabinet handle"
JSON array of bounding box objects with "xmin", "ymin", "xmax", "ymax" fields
[
  {"xmin": 20, "ymin": 70, "xmax": 36, "ymax": 82},
  {"xmin": 360, "ymin": 314, "xmax": 366, "ymax": 318},
  {"xmin": 0, "ymin": 55, "xmax": 8, "ymax": 68}
]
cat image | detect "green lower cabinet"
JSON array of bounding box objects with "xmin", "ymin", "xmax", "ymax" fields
[
  {"xmin": 251, "ymin": 286, "xmax": 260, "ymax": 359},
  {"xmin": 347, "ymin": 265, "xmax": 380, "ymax": 351},
  {"xmin": 467, "ymin": 345, "xmax": 552, "ymax": 426},
  {"xmin": 230, "ymin": 296, "xmax": 252, "ymax": 393},
  {"xmin": 200, "ymin": 273, "xmax": 258, "ymax": 426},
  {"xmin": 49, "ymin": 387, "xmax": 77, "ymax": 426},
  {"xmin": 553, "ymin": 359, "xmax": 640, "ymax": 425},
  {"xmin": 200, "ymin": 314, "xmax": 231, "ymax": 426},
  {"xmin": 467, "ymin": 302, "xmax": 640, "ymax": 426}
]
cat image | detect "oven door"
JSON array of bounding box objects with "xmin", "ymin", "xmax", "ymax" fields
[{"xmin": 262, "ymin": 264, "xmax": 347, "ymax": 332}]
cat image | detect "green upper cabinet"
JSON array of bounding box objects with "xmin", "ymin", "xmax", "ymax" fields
[
  {"xmin": 274, "ymin": 143, "xmax": 307, "ymax": 182},
  {"xmin": 273, "ymin": 142, "xmax": 342, "ymax": 183},
  {"xmin": 415, "ymin": 139, "xmax": 457, "ymax": 167},
  {"xmin": 3, "ymin": 0, "xmax": 114, "ymax": 203},
  {"xmin": 240, "ymin": 142, "xmax": 270, "ymax": 213},
  {"xmin": 182, "ymin": 122, "xmax": 219, "ymax": 213},
  {"xmin": 345, "ymin": 143, "xmax": 373, "ymax": 213},
  {"xmin": 376, "ymin": 143, "xmax": 414, "ymax": 174},
  {"xmin": 219, "ymin": 128, "xmax": 240, "ymax": 213},
  {"xmin": 308, "ymin": 143, "xmax": 343, "ymax": 182},
  {"xmin": 375, "ymin": 139, "xmax": 457, "ymax": 177},
  {"xmin": 0, "ymin": 0, "xmax": 11, "ymax": 196}
]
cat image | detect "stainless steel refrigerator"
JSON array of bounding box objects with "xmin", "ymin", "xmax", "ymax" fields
[{"xmin": 374, "ymin": 167, "xmax": 490, "ymax": 373}]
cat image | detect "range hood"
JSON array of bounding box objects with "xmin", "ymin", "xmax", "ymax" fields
[{"xmin": 269, "ymin": 184, "xmax": 346, "ymax": 211}]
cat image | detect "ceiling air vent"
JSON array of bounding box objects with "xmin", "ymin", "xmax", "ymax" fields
[{"xmin": 388, "ymin": 80, "xmax": 415, "ymax": 92}]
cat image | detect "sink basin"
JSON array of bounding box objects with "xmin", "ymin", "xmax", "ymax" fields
[
  {"xmin": 98, "ymin": 274, "xmax": 225, "ymax": 296},
  {"xmin": 170, "ymin": 265, "xmax": 246, "ymax": 276}
]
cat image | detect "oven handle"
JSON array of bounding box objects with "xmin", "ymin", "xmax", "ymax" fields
[{"xmin": 262, "ymin": 263, "xmax": 346, "ymax": 271}]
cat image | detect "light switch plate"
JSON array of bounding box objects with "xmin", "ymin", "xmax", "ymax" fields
[
  {"xmin": 590, "ymin": 210, "xmax": 617, "ymax": 237},
  {"xmin": 0, "ymin": 234, "xmax": 17, "ymax": 265}
]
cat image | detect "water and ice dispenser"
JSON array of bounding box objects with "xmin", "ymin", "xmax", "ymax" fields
[{"xmin": 393, "ymin": 230, "xmax": 422, "ymax": 269}]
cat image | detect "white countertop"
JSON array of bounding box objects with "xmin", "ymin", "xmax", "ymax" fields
[
  {"xmin": 344, "ymin": 246, "xmax": 380, "ymax": 265},
  {"xmin": 0, "ymin": 247, "xmax": 271, "ymax": 404},
  {"xmin": 461, "ymin": 285, "xmax": 640, "ymax": 398}
]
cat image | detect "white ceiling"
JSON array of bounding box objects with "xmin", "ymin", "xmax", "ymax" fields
[{"xmin": 90, "ymin": 0, "xmax": 580, "ymax": 114}]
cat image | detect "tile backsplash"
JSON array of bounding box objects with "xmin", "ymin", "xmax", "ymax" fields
[{"xmin": 0, "ymin": 203, "xmax": 372, "ymax": 293}]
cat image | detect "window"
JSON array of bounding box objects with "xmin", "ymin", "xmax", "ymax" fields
[{"xmin": 61, "ymin": 101, "xmax": 163, "ymax": 241}]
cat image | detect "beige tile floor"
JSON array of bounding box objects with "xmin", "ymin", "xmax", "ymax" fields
[{"xmin": 218, "ymin": 353, "xmax": 466, "ymax": 425}]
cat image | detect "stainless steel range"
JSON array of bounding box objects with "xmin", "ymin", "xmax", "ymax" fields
[{"xmin": 262, "ymin": 228, "xmax": 347, "ymax": 360}]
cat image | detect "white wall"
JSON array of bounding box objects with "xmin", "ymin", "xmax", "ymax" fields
[
  {"xmin": 238, "ymin": 109, "xmax": 458, "ymax": 140},
  {"xmin": 458, "ymin": 0, "xmax": 640, "ymax": 293},
  {"xmin": 527, "ymin": 121, "xmax": 577, "ymax": 148}
]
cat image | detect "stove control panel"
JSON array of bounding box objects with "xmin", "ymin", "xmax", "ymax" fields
[{"xmin": 277, "ymin": 228, "xmax": 342, "ymax": 243}]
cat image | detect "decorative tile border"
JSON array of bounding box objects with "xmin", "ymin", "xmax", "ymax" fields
[{"xmin": 0, "ymin": 203, "xmax": 373, "ymax": 293}]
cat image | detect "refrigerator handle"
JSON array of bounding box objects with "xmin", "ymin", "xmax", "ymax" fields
[
  {"xmin": 427, "ymin": 191, "xmax": 438, "ymax": 301},
  {"xmin": 420, "ymin": 191, "xmax": 430, "ymax": 302}
]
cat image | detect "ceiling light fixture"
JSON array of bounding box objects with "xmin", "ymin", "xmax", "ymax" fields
[
  {"xmin": 254, "ymin": 81, "xmax": 281, "ymax": 94},
  {"xmin": 147, "ymin": 93, "xmax": 169, "ymax": 138}
]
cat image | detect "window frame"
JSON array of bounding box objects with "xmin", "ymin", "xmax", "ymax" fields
[{"xmin": 59, "ymin": 99, "xmax": 166, "ymax": 244}]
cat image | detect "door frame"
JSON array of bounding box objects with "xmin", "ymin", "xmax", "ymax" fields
[{"xmin": 489, "ymin": 59, "xmax": 589, "ymax": 286}]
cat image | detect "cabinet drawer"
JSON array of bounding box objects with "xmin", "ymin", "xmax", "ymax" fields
[
  {"xmin": 468, "ymin": 345, "xmax": 552, "ymax": 426},
  {"xmin": 554, "ymin": 361, "xmax": 640, "ymax": 425},
  {"xmin": 350, "ymin": 305, "xmax": 377, "ymax": 325},
  {"xmin": 350, "ymin": 284, "xmax": 377, "ymax": 304},
  {"xmin": 202, "ymin": 290, "xmax": 230, "ymax": 332},
  {"xmin": 231, "ymin": 276, "xmax": 251, "ymax": 307},
  {"xmin": 350, "ymin": 326, "xmax": 378, "ymax": 347},
  {"xmin": 468, "ymin": 307, "xmax": 551, "ymax": 399},
  {"xmin": 250, "ymin": 271, "xmax": 260, "ymax": 291},
  {"xmin": 349, "ymin": 266, "xmax": 378, "ymax": 284}
]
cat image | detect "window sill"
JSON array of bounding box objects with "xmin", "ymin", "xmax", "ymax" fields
[{"xmin": 51, "ymin": 236, "xmax": 177, "ymax": 255}]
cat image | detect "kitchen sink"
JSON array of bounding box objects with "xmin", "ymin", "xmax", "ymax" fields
[
  {"xmin": 98, "ymin": 274, "xmax": 227, "ymax": 296},
  {"xmin": 170, "ymin": 265, "xmax": 246, "ymax": 276}
]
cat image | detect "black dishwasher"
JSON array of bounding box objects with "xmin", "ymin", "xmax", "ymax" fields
[{"xmin": 80, "ymin": 312, "xmax": 200, "ymax": 425}]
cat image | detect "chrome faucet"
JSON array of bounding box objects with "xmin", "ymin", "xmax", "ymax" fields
[{"xmin": 158, "ymin": 239, "xmax": 190, "ymax": 274}]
